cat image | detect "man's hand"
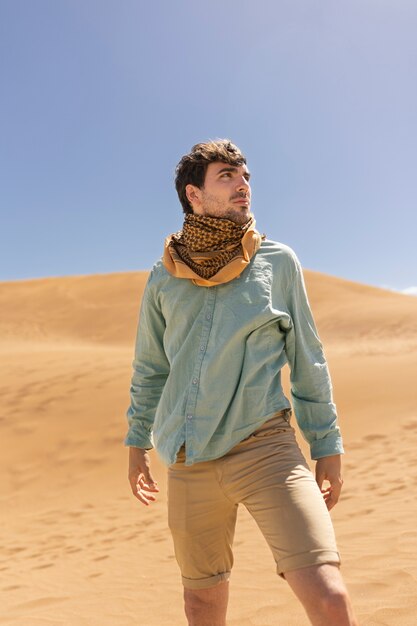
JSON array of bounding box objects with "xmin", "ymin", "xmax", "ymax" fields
[
  {"xmin": 315, "ymin": 454, "xmax": 343, "ymax": 511},
  {"xmin": 128, "ymin": 447, "xmax": 159, "ymax": 506}
]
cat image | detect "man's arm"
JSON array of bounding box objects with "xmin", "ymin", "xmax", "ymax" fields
[
  {"xmin": 125, "ymin": 276, "xmax": 170, "ymax": 505},
  {"xmin": 284, "ymin": 253, "xmax": 344, "ymax": 507}
]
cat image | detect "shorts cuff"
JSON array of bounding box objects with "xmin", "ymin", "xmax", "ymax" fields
[
  {"xmin": 182, "ymin": 571, "xmax": 231, "ymax": 589},
  {"xmin": 277, "ymin": 550, "xmax": 341, "ymax": 578}
]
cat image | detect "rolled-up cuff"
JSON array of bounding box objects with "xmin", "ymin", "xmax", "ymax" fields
[
  {"xmin": 182, "ymin": 571, "xmax": 231, "ymax": 589},
  {"xmin": 278, "ymin": 549, "xmax": 341, "ymax": 578},
  {"xmin": 124, "ymin": 430, "xmax": 153, "ymax": 449},
  {"xmin": 310, "ymin": 434, "xmax": 344, "ymax": 460}
]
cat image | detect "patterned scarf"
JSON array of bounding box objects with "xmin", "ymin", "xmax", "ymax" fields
[{"xmin": 163, "ymin": 214, "xmax": 263, "ymax": 287}]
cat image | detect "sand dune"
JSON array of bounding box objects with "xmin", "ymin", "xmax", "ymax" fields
[{"xmin": 1, "ymin": 269, "xmax": 416, "ymax": 625}]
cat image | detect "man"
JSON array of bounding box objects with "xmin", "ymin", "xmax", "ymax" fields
[{"xmin": 125, "ymin": 140, "xmax": 358, "ymax": 626}]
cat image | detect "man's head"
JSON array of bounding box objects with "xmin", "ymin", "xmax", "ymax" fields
[{"xmin": 175, "ymin": 139, "xmax": 252, "ymax": 225}]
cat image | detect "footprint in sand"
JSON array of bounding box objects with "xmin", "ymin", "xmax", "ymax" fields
[
  {"xmin": 82, "ymin": 456, "xmax": 106, "ymax": 467},
  {"xmin": 403, "ymin": 418, "xmax": 417, "ymax": 430},
  {"xmin": 67, "ymin": 511, "xmax": 85, "ymax": 518},
  {"xmin": 14, "ymin": 596, "xmax": 69, "ymax": 609},
  {"xmin": 4, "ymin": 545, "xmax": 27, "ymax": 556},
  {"xmin": 378, "ymin": 485, "xmax": 406, "ymax": 496},
  {"xmin": 362, "ymin": 433, "xmax": 387, "ymax": 443},
  {"xmin": 65, "ymin": 547, "xmax": 82, "ymax": 554}
]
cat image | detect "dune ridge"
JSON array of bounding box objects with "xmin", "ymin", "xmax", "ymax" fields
[{"xmin": 1, "ymin": 269, "xmax": 417, "ymax": 625}]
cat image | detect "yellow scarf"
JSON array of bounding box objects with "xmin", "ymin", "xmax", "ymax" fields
[{"xmin": 163, "ymin": 214, "xmax": 263, "ymax": 287}]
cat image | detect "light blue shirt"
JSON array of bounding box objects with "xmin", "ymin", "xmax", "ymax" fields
[{"xmin": 124, "ymin": 239, "xmax": 344, "ymax": 465}]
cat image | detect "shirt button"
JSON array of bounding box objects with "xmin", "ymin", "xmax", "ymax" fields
[
  {"xmin": 186, "ymin": 414, "xmax": 193, "ymax": 420},
  {"xmin": 192, "ymin": 378, "xmax": 198, "ymax": 385},
  {"xmin": 206, "ymin": 313, "xmax": 212, "ymax": 320},
  {"xmin": 200, "ymin": 345, "xmax": 205, "ymax": 351}
]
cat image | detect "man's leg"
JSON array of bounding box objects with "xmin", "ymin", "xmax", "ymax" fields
[
  {"xmin": 218, "ymin": 415, "xmax": 357, "ymax": 624},
  {"xmin": 285, "ymin": 563, "xmax": 359, "ymax": 626},
  {"xmin": 168, "ymin": 450, "xmax": 237, "ymax": 626},
  {"xmin": 184, "ymin": 581, "xmax": 229, "ymax": 626}
]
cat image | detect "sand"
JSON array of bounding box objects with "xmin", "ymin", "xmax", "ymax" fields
[{"xmin": 1, "ymin": 269, "xmax": 416, "ymax": 625}]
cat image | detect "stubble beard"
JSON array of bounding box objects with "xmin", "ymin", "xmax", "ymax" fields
[{"xmin": 200, "ymin": 193, "xmax": 251, "ymax": 225}]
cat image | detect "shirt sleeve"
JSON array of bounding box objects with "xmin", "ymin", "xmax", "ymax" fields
[
  {"xmin": 124, "ymin": 276, "xmax": 170, "ymax": 449},
  {"xmin": 284, "ymin": 255, "xmax": 344, "ymax": 459}
]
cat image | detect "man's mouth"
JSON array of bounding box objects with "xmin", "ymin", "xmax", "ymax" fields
[{"xmin": 232, "ymin": 197, "xmax": 250, "ymax": 205}]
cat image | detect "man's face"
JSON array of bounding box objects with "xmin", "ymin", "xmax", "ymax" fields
[{"xmin": 186, "ymin": 161, "xmax": 251, "ymax": 225}]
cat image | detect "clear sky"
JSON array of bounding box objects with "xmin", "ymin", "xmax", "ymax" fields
[{"xmin": 1, "ymin": 0, "xmax": 416, "ymax": 293}]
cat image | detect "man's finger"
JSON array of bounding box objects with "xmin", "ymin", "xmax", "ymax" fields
[
  {"xmin": 322, "ymin": 489, "xmax": 331, "ymax": 501},
  {"xmin": 326, "ymin": 493, "xmax": 339, "ymax": 510},
  {"xmin": 138, "ymin": 475, "xmax": 159, "ymax": 492},
  {"xmin": 134, "ymin": 490, "xmax": 154, "ymax": 506},
  {"xmin": 142, "ymin": 469, "xmax": 158, "ymax": 491},
  {"xmin": 141, "ymin": 482, "xmax": 160, "ymax": 492},
  {"xmin": 132, "ymin": 481, "xmax": 158, "ymax": 505},
  {"xmin": 325, "ymin": 479, "xmax": 343, "ymax": 510}
]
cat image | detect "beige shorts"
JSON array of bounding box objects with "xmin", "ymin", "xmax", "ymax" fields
[{"xmin": 167, "ymin": 409, "xmax": 341, "ymax": 589}]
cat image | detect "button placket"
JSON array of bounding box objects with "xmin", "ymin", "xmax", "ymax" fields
[{"xmin": 183, "ymin": 287, "xmax": 217, "ymax": 457}]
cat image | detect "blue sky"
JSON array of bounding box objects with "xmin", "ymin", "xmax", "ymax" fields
[{"xmin": 1, "ymin": 0, "xmax": 416, "ymax": 292}]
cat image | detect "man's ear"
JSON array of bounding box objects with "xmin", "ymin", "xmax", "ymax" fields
[{"xmin": 185, "ymin": 184, "xmax": 202, "ymax": 211}]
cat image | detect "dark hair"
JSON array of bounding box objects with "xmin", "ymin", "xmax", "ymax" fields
[{"xmin": 175, "ymin": 139, "xmax": 247, "ymax": 214}]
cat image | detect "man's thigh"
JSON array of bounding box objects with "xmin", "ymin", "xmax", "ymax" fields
[
  {"xmin": 220, "ymin": 415, "xmax": 341, "ymax": 576},
  {"xmin": 167, "ymin": 448, "xmax": 238, "ymax": 589}
]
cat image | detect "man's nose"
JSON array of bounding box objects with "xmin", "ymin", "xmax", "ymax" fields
[{"xmin": 236, "ymin": 176, "xmax": 250, "ymax": 193}]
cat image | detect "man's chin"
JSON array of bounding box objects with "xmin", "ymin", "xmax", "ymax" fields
[
  {"xmin": 222, "ymin": 208, "xmax": 252, "ymax": 225},
  {"xmin": 198, "ymin": 207, "xmax": 252, "ymax": 224}
]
